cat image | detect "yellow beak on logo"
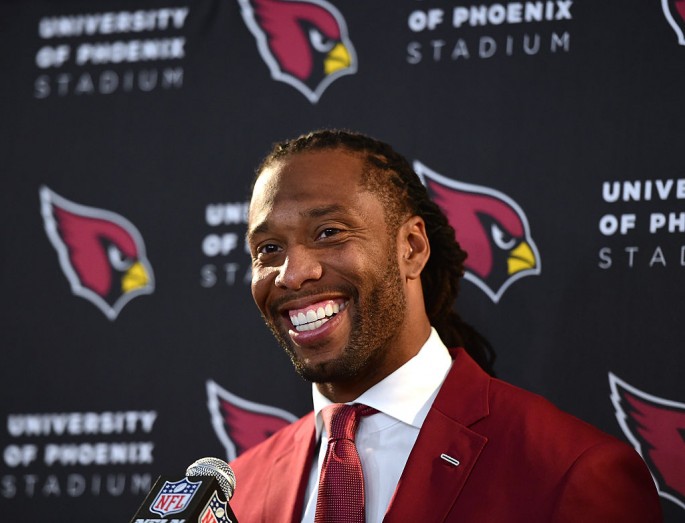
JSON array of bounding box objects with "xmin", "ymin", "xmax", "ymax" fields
[
  {"xmin": 507, "ymin": 241, "xmax": 537, "ymax": 275},
  {"xmin": 122, "ymin": 261, "xmax": 150, "ymax": 293},
  {"xmin": 324, "ymin": 43, "xmax": 351, "ymax": 75}
]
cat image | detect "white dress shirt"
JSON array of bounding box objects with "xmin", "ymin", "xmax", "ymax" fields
[{"xmin": 301, "ymin": 328, "xmax": 453, "ymax": 523}]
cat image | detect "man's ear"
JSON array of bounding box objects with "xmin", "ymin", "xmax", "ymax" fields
[{"xmin": 398, "ymin": 216, "xmax": 430, "ymax": 280}]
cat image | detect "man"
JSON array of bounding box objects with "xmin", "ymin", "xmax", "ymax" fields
[{"xmin": 230, "ymin": 130, "xmax": 662, "ymax": 522}]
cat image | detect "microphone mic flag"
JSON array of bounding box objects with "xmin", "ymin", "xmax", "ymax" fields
[{"xmin": 130, "ymin": 457, "xmax": 239, "ymax": 523}]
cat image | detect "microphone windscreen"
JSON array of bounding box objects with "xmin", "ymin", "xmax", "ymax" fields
[{"xmin": 186, "ymin": 457, "xmax": 236, "ymax": 500}]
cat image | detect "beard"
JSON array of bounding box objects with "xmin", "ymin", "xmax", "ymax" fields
[{"xmin": 264, "ymin": 251, "xmax": 407, "ymax": 385}]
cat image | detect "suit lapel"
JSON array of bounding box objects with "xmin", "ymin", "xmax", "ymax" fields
[
  {"xmin": 264, "ymin": 413, "xmax": 317, "ymax": 523},
  {"xmin": 383, "ymin": 348, "xmax": 491, "ymax": 523},
  {"xmin": 383, "ymin": 412, "xmax": 487, "ymax": 522}
]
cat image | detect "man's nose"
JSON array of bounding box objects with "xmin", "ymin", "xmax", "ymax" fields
[{"xmin": 274, "ymin": 246, "xmax": 323, "ymax": 289}]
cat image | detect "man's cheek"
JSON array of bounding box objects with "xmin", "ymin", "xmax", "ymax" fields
[{"xmin": 250, "ymin": 273, "xmax": 269, "ymax": 308}]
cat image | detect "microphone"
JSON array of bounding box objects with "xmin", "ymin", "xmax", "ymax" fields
[{"xmin": 130, "ymin": 457, "xmax": 239, "ymax": 522}]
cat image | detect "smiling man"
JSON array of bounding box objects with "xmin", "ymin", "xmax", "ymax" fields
[{"xmin": 230, "ymin": 130, "xmax": 661, "ymax": 522}]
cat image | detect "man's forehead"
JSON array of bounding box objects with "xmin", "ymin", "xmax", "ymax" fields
[
  {"xmin": 261, "ymin": 149, "xmax": 363, "ymax": 179},
  {"xmin": 250, "ymin": 150, "xmax": 366, "ymax": 206},
  {"xmin": 247, "ymin": 150, "xmax": 388, "ymax": 236},
  {"xmin": 248, "ymin": 184, "xmax": 361, "ymax": 227}
]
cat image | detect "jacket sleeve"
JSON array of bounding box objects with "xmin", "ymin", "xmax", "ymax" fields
[{"xmin": 550, "ymin": 440, "xmax": 663, "ymax": 522}]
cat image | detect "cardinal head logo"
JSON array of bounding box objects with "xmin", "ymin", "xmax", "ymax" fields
[
  {"xmin": 237, "ymin": 0, "xmax": 357, "ymax": 103},
  {"xmin": 661, "ymin": 0, "xmax": 685, "ymax": 45},
  {"xmin": 207, "ymin": 380, "xmax": 297, "ymax": 460},
  {"xmin": 609, "ymin": 373, "xmax": 685, "ymax": 510},
  {"xmin": 414, "ymin": 161, "xmax": 540, "ymax": 303},
  {"xmin": 40, "ymin": 187, "xmax": 155, "ymax": 320}
]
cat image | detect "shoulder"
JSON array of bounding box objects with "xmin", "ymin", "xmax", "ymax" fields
[
  {"xmin": 488, "ymin": 377, "xmax": 606, "ymax": 439},
  {"xmin": 484, "ymin": 371, "xmax": 629, "ymax": 458},
  {"xmin": 435, "ymin": 350, "xmax": 662, "ymax": 519},
  {"xmin": 442, "ymin": 348, "xmax": 642, "ymax": 466}
]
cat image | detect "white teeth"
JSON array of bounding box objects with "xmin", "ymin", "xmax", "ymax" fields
[
  {"xmin": 288, "ymin": 301, "xmax": 346, "ymax": 331},
  {"xmin": 295, "ymin": 317, "xmax": 329, "ymax": 332}
]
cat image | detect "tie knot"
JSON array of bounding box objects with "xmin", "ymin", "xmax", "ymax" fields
[{"xmin": 322, "ymin": 403, "xmax": 377, "ymax": 442}]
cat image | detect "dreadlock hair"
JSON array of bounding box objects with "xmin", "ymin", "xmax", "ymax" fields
[{"xmin": 254, "ymin": 129, "xmax": 496, "ymax": 375}]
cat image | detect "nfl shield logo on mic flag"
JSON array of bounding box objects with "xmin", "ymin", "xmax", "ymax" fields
[
  {"xmin": 149, "ymin": 478, "xmax": 201, "ymax": 516},
  {"xmin": 200, "ymin": 490, "xmax": 234, "ymax": 523}
]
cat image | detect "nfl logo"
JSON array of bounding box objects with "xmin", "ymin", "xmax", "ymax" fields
[
  {"xmin": 200, "ymin": 490, "xmax": 234, "ymax": 523},
  {"xmin": 149, "ymin": 478, "xmax": 201, "ymax": 516}
]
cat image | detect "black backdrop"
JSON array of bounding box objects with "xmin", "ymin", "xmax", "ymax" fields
[{"xmin": 1, "ymin": 1, "xmax": 684, "ymax": 521}]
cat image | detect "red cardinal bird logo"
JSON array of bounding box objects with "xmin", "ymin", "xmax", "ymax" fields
[
  {"xmin": 40, "ymin": 187, "xmax": 155, "ymax": 320},
  {"xmin": 609, "ymin": 373, "xmax": 685, "ymax": 510},
  {"xmin": 237, "ymin": 0, "xmax": 357, "ymax": 103},
  {"xmin": 414, "ymin": 161, "xmax": 540, "ymax": 303},
  {"xmin": 206, "ymin": 380, "xmax": 298, "ymax": 460},
  {"xmin": 662, "ymin": 0, "xmax": 685, "ymax": 45}
]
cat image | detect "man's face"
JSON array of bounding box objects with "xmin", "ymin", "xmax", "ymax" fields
[{"xmin": 247, "ymin": 149, "xmax": 408, "ymax": 392}]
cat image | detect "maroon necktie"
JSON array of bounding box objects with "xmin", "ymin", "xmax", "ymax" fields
[{"xmin": 314, "ymin": 403, "xmax": 378, "ymax": 523}]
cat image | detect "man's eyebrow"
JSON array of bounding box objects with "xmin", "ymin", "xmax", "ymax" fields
[
  {"xmin": 246, "ymin": 221, "xmax": 269, "ymax": 243},
  {"xmin": 247, "ymin": 204, "xmax": 349, "ymax": 242},
  {"xmin": 304, "ymin": 204, "xmax": 347, "ymax": 219}
]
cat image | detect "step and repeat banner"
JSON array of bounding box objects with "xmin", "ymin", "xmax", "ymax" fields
[{"xmin": 1, "ymin": 1, "xmax": 684, "ymax": 521}]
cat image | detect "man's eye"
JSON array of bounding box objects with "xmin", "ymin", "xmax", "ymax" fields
[
  {"xmin": 257, "ymin": 244, "xmax": 281, "ymax": 255},
  {"xmin": 317, "ymin": 228, "xmax": 341, "ymax": 239}
]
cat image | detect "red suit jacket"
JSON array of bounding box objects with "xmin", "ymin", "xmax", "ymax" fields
[{"xmin": 229, "ymin": 348, "xmax": 662, "ymax": 522}]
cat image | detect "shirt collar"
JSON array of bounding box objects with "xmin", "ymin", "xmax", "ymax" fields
[{"xmin": 311, "ymin": 327, "xmax": 453, "ymax": 438}]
